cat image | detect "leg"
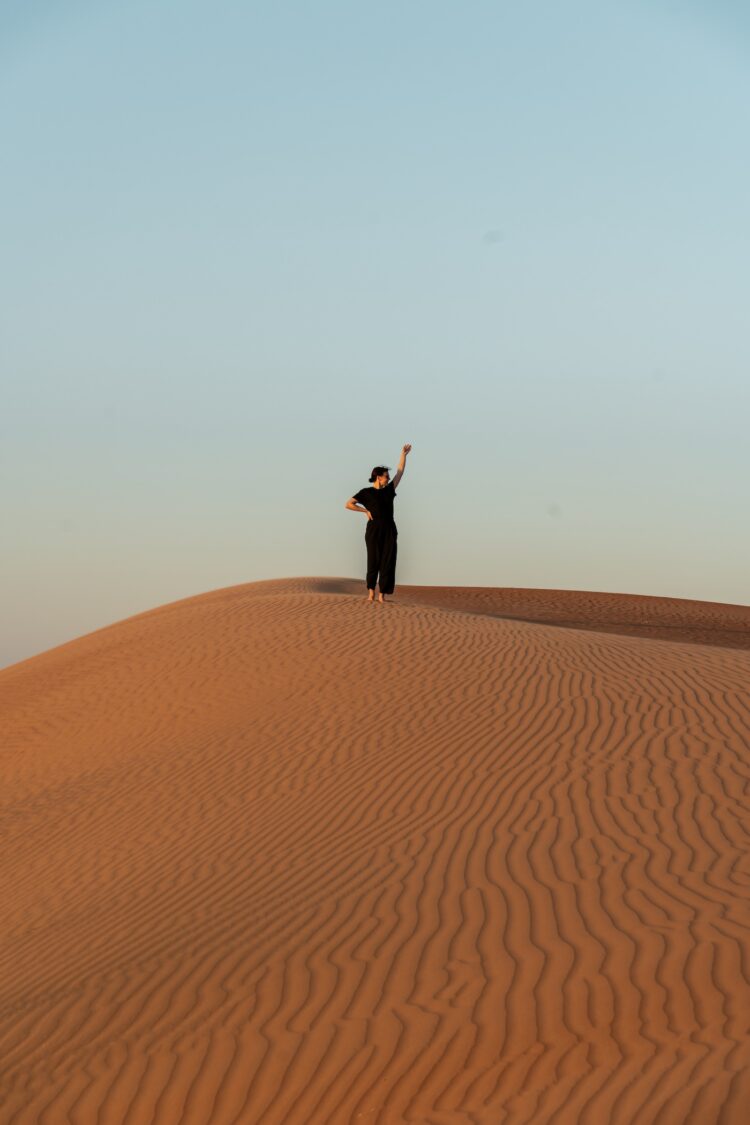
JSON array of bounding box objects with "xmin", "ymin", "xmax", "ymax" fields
[
  {"xmin": 378, "ymin": 528, "xmax": 398, "ymax": 598},
  {"xmin": 365, "ymin": 523, "xmax": 380, "ymax": 599}
]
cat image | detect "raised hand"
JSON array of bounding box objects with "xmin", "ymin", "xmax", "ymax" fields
[{"xmin": 402, "ymin": 443, "xmax": 412, "ymax": 455}]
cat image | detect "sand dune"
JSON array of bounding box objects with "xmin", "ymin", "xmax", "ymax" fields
[{"xmin": 1, "ymin": 577, "xmax": 749, "ymax": 1124}]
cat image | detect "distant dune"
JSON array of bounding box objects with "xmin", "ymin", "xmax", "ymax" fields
[{"xmin": 2, "ymin": 577, "xmax": 749, "ymax": 1124}]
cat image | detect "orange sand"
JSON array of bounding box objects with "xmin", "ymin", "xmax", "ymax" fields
[{"xmin": 1, "ymin": 577, "xmax": 749, "ymax": 1124}]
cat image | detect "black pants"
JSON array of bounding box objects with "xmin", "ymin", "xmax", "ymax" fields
[{"xmin": 365, "ymin": 520, "xmax": 398, "ymax": 593}]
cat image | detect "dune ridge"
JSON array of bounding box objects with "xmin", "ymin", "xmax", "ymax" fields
[{"xmin": 1, "ymin": 577, "xmax": 749, "ymax": 1123}]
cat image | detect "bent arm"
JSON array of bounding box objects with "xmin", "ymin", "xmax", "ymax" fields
[{"xmin": 345, "ymin": 498, "xmax": 369, "ymax": 514}]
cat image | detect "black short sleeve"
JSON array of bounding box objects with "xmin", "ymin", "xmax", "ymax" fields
[{"xmin": 353, "ymin": 489, "xmax": 368, "ymax": 505}]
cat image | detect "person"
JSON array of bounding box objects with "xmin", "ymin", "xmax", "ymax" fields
[{"xmin": 345, "ymin": 444, "xmax": 412, "ymax": 602}]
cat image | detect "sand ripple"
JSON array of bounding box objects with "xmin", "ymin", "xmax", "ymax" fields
[{"xmin": 1, "ymin": 578, "xmax": 749, "ymax": 1123}]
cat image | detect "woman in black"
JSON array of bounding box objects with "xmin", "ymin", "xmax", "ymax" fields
[{"xmin": 345, "ymin": 443, "xmax": 412, "ymax": 602}]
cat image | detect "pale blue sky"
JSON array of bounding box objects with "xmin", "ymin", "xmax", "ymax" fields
[{"xmin": 3, "ymin": 0, "xmax": 749, "ymax": 667}]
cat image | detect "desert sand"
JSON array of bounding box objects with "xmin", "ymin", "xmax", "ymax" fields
[{"xmin": 1, "ymin": 577, "xmax": 749, "ymax": 1124}]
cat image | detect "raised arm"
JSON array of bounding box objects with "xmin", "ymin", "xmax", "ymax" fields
[{"xmin": 391, "ymin": 443, "xmax": 412, "ymax": 489}]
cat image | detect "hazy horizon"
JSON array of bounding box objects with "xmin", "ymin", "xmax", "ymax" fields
[{"xmin": 4, "ymin": 0, "xmax": 749, "ymax": 669}]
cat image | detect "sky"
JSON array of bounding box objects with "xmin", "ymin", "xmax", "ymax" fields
[{"xmin": 2, "ymin": 0, "xmax": 749, "ymax": 668}]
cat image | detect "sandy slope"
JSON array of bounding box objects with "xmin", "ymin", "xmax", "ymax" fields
[{"xmin": 1, "ymin": 577, "xmax": 749, "ymax": 1125}]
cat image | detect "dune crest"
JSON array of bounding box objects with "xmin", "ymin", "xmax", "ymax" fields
[{"xmin": 2, "ymin": 578, "xmax": 750, "ymax": 1123}]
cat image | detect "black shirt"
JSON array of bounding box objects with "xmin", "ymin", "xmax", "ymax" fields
[{"xmin": 353, "ymin": 481, "xmax": 397, "ymax": 523}]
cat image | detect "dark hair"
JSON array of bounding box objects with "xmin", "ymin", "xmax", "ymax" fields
[{"xmin": 369, "ymin": 465, "xmax": 390, "ymax": 483}]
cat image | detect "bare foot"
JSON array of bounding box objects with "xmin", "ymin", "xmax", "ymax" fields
[
  {"xmin": 367, "ymin": 590, "xmax": 375, "ymax": 602},
  {"xmin": 378, "ymin": 593, "xmax": 386, "ymax": 603}
]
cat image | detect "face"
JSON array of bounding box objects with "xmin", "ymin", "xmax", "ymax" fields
[{"xmin": 376, "ymin": 472, "xmax": 390, "ymax": 488}]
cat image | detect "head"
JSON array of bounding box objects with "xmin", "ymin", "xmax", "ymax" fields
[{"xmin": 369, "ymin": 465, "xmax": 391, "ymax": 488}]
